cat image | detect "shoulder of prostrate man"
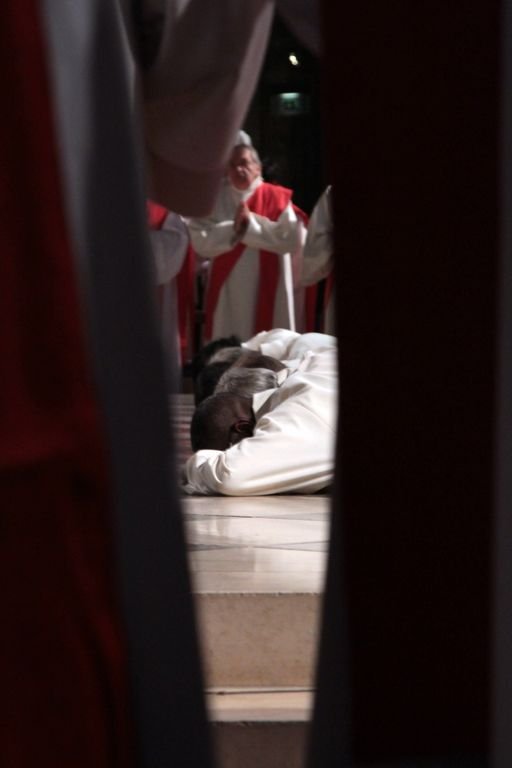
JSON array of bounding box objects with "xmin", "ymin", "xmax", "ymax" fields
[
  {"xmin": 251, "ymin": 345, "xmax": 338, "ymax": 422},
  {"xmin": 242, "ymin": 329, "xmax": 337, "ymax": 362}
]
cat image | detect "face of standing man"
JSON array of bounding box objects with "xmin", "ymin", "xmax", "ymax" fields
[{"xmin": 227, "ymin": 146, "xmax": 261, "ymax": 190}]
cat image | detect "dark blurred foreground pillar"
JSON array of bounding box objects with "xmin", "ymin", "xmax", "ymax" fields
[
  {"xmin": 0, "ymin": 3, "xmax": 213, "ymax": 767},
  {"xmin": 309, "ymin": 2, "xmax": 512, "ymax": 766}
]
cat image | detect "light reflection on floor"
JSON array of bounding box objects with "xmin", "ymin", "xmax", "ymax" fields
[{"xmin": 183, "ymin": 495, "xmax": 330, "ymax": 594}]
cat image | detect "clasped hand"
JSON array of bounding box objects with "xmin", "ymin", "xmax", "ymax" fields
[{"xmin": 234, "ymin": 202, "xmax": 250, "ymax": 238}]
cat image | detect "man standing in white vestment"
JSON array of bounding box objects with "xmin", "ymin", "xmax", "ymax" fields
[{"xmin": 188, "ymin": 135, "xmax": 307, "ymax": 343}]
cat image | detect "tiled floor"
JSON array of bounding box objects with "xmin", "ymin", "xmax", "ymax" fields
[{"xmin": 184, "ymin": 495, "xmax": 330, "ymax": 594}]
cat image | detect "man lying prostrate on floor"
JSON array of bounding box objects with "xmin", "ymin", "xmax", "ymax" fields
[
  {"xmin": 192, "ymin": 328, "xmax": 337, "ymax": 404},
  {"xmin": 182, "ymin": 343, "xmax": 337, "ymax": 496}
]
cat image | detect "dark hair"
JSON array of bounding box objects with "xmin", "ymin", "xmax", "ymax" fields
[
  {"xmin": 190, "ymin": 393, "xmax": 253, "ymax": 452},
  {"xmin": 190, "ymin": 336, "xmax": 241, "ymax": 382},
  {"xmin": 232, "ymin": 350, "xmax": 286, "ymax": 373},
  {"xmin": 194, "ymin": 361, "xmax": 232, "ymax": 405}
]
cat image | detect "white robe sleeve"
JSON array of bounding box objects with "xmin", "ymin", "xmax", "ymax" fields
[
  {"xmin": 242, "ymin": 329, "xmax": 337, "ymax": 359},
  {"xmin": 183, "ymin": 406, "xmax": 334, "ymax": 496},
  {"xmin": 302, "ymin": 186, "xmax": 333, "ymax": 285},
  {"xmin": 149, "ymin": 212, "xmax": 189, "ymax": 284},
  {"xmin": 188, "ymin": 200, "xmax": 303, "ymax": 261},
  {"xmin": 241, "ymin": 202, "xmax": 302, "ymax": 255},
  {"xmin": 242, "ymin": 328, "xmax": 301, "ymax": 355},
  {"xmin": 187, "ymin": 216, "xmax": 236, "ymax": 259}
]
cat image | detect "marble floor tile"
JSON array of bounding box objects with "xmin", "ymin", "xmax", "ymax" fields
[
  {"xmin": 184, "ymin": 492, "xmax": 330, "ymax": 595},
  {"xmin": 182, "ymin": 495, "xmax": 330, "ymax": 519},
  {"xmin": 185, "ymin": 515, "xmax": 327, "ymax": 549}
]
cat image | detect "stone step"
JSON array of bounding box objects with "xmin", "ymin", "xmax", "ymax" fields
[
  {"xmin": 184, "ymin": 495, "xmax": 329, "ymax": 688},
  {"xmin": 195, "ymin": 591, "xmax": 321, "ymax": 687},
  {"xmin": 207, "ymin": 687, "xmax": 312, "ymax": 768}
]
